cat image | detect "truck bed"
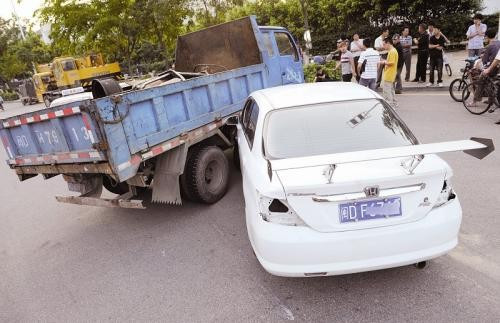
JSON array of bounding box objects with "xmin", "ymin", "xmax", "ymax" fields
[{"xmin": 1, "ymin": 64, "xmax": 266, "ymax": 181}]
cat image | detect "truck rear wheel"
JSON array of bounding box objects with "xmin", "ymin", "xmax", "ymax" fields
[
  {"xmin": 102, "ymin": 175, "xmax": 129, "ymax": 195},
  {"xmin": 182, "ymin": 146, "xmax": 229, "ymax": 204}
]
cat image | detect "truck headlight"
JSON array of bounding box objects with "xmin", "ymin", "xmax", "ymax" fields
[{"xmin": 258, "ymin": 195, "xmax": 306, "ymax": 226}]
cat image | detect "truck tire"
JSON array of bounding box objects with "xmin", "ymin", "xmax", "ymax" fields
[
  {"xmin": 183, "ymin": 146, "xmax": 229, "ymax": 204},
  {"xmin": 102, "ymin": 175, "xmax": 129, "ymax": 195}
]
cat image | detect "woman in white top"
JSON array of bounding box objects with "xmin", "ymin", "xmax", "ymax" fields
[{"xmin": 351, "ymin": 34, "xmax": 365, "ymax": 81}]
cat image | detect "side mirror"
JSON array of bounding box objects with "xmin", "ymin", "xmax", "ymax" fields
[{"xmin": 226, "ymin": 115, "xmax": 239, "ymax": 126}]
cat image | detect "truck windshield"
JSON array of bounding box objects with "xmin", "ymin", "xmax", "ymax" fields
[
  {"xmin": 62, "ymin": 60, "xmax": 76, "ymax": 71},
  {"xmin": 264, "ymin": 99, "xmax": 418, "ymax": 159}
]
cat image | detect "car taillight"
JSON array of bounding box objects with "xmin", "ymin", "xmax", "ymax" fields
[
  {"xmin": 433, "ymin": 180, "xmax": 456, "ymax": 209},
  {"xmin": 258, "ymin": 194, "xmax": 306, "ymax": 226}
]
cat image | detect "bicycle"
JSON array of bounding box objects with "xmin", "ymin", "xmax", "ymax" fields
[
  {"xmin": 449, "ymin": 56, "xmax": 479, "ymax": 102},
  {"xmin": 443, "ymin": 52, "xmax": 452, "ymax": 77},
  {"xmin": 426, "ymin": 50, "xmax": 452, "ymax": 77},
  {"xmin": 462, "ymin": 73, "xmax": 500, "ymax": 115}
]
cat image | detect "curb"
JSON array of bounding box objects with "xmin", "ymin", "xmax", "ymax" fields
[{"xmin": 375, "ymin": 85, "xmax": 449, "ymax": 93}]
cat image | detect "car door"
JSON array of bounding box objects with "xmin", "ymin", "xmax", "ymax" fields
[{"xmin": 273, "ymin": 31, "xmax": 304, "ymax": 85}]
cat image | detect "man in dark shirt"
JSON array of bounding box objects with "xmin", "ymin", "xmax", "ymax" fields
[
  {"xmin": 428, "ymin": 25, "xmax": 446, "ymax": 87},
  {"xmin": 392, "ymin": 34, "xmax": 405, "ymax": 93},
  {"xmin": 412, "ymin": 23, "xmax": 429, "ymax": 83},
  {"xmin": 482, "ymin": 28, "xmax": 500, "ymax": 67}
]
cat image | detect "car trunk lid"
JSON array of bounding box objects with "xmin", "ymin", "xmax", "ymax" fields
[{"xmin": 276, "ymin": 156, "xmax": 445, "ymax": 232}]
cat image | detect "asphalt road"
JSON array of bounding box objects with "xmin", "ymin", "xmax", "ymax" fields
[{"xmin": 1, "ymin": 93, "xmax": 500, "ymax": 322}]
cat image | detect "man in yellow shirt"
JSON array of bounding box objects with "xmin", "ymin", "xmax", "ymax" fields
[{"xmin": 380, "ymin": 37, "xmax": 399, "ymax": 106}]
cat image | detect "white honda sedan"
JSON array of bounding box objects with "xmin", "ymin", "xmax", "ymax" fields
[{"xmin": 232, "ymin": 82, "xmax": 492, "ymax": 277}]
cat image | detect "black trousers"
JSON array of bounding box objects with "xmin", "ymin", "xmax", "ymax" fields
[
  {"xmin": 342, "ymin": 73, "xmax": 353, "ymax": 82},
  {"xmin": 429, "ymin": 56, "xmax": 443, "ymax": 84},
  {"xmin": 353, "ymin": 56, "xmax": 360, "ymax": 81},
  {"xmin": 415, "ymin": 50, "xmax": 428, "ymax": 82}
]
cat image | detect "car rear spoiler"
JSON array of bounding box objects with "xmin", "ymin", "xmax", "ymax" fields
[{"xmin": 268, "ymin": 138, "xmax": 494, "ymax": 176}]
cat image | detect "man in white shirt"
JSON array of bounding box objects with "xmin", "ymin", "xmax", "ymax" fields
[
  {"xmin": 400, "ymin": 27, "xmax": 413, "ymax": 81},
  {"xmin": 375, "ymin": 28, "xmax": 389, "ymax": 87},
  {"xmin": 350, "ymin": 34, "xmax": 365, "ymax": 81},
  {"xmin": 466, "ymin": 13, "xmax": 487, "ymax": 57},
  {"xmin": 358, "ymin": 38, "xmax": 380, "ymax": 90}
]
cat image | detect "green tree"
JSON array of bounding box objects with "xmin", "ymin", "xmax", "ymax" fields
[
  {"xmin": 38, "ymin": 0, "xmax": 193, "ymax": 73},
  {"xmin": 0, "ymin": 18, "xmax": 53, "ymax": 82}
]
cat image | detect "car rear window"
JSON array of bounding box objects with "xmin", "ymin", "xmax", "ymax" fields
[{"xmin": 264, "ymin": 99, "xmax": 418, "ymax": 159}]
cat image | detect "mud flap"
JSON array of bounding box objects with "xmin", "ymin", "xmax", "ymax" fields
[{"xmin": 151, "ymin": 144, "xmax": 188, "ymax": 204}]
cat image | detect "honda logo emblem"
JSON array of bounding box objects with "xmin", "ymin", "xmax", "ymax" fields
[{"xmin": 364, "ymin": 186, "xmax": 380, "ymax": 198}]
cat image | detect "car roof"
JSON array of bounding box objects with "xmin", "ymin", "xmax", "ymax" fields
[
  {"xmin": 252, "ymin": 83, "xmax": 381, "ymax": 112},
  {"xmin": 50, "ymin": 92, "xmax": 93, "ymax": 108}
]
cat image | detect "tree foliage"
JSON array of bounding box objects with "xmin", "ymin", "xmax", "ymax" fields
[
  {"xmin": 1, "ymin": 0, "xmax": 495, "ymax": 81},
  {"xmin": 218, "ymin": 0, "xmax": 488, "ymax": 54},
  {"xmin": 0, "ymin": 18, "xmax": 53, "ymax": 82},
  {"xmin": 38, "ymin": 0, "xmax": 192, "ymax": 73}
]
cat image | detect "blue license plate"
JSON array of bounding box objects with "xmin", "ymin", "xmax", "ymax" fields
[{"xmin": 339, "ymin": 197, "xmax": 402, "ymax": 223}]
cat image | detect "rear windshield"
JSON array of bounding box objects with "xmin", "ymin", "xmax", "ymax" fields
[{"xmin": 264, "ymin": 99, "xmax": 418, "ymax": 159}]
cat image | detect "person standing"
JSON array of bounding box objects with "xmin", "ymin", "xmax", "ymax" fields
[
  {"xmin": 380, "ymin": 38, "xmax": 398, "ymax": 106},
  {"xmin": 412, "ymin": 24, "xmax": 429, "ymax": 83},
  {"xmin": 400, "ymin": 27, "xmax": 412, "ymax": 81},
  {"xmin": 482, "ymin": 28, "xmax": 500, "ymax": 67},
  {"xmin": 375, "ymin": 28, "xmax": 389, "ymax": 87},
  {"xmin": 0, "ymin": 95, "xmax": 4, "ymax": 111},
  {"xmin": 358, "ymin": 38, "xmax": 380, "ymax": 90},
  {"xmin": 428, "ymin": 26, "xmax": 446, "ymax": 87},
  {"xmin": 428, "ymin": 22, "xmax": 450, "ymax": 43},
  {"xmin": 466, "ymin": 29, "xmax": 499, "ymax": 107},
  {"xmin": 466, "ymin": 13, "xmax": 487, "ymax": 57},
  {"xmin": 393, "ymin": 34, "xmax": 404, "ymax": 93},
  {"xmin": 350, "ymin": 34, "xmax": 365, "ymax": 81},
  {"xmin": 336, "ymin": 42, "xmax": 356, "ymax": 82}
]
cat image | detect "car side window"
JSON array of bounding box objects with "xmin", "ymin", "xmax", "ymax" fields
[
  {"xmin": 275, "ymin": 32, "xmax": 299, "ymax": 61},
  {"xmin": 241, "ymin": 100, "xmax": 259, "ymax": 149},
  {"xmin": 241, "ymin": 99, "xmax": 253, "ymax": 130}
]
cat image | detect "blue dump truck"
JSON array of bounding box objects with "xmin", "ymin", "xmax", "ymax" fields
[{"xmin": 0, "ymin": 16, "xmax": 304, "ymax": 208}]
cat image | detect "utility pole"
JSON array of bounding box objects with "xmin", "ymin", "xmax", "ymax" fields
[
  {"xmin": 299, "ymin": 0, "xmax": 311, "ymax": 62},
  {"xmin": 10, "ymin": 0, "xmax": 26, "ymax": 40}
]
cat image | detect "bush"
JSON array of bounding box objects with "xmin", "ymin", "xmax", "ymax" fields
[
  {"xmin": 2, "ymin": 91, "xmax": 19, "ymax": 101},
  {"xmin": 303, "ymin": 61, "xmax": 341, "ymax": 83}
]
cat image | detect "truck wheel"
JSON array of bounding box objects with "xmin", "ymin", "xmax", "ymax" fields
[
  {"xmin": 183, "ymin": 146, "xmax": 229, "ymax": 204},
  {"xmin": 102, "ymin": 175, "xmax": 129, "ymax": 195},
  {"xmin": 43, "ymin": 96, "xmax": 51, "ymax": 107}
]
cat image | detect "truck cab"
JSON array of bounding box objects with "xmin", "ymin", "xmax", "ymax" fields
[
  {"xmin": 33, "ymin": 72, "xmax": 56, "ymax": 103},
  {"xmin": 258, "ymin": 26, "xmax": 303, "ymax": 86},
  {"xmin": 52, "ymin": 57, "xmax": 81, "ymax": 88}
]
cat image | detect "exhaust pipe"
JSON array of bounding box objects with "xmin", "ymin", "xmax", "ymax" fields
[{"xmin": 414, "ymin": 261, "xmax": 427, "ymax": 269}]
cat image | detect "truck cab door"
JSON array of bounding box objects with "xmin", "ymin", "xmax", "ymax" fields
[{"xmin": 273, "ymin": 31, "xmax": 303, "ymax": 85}]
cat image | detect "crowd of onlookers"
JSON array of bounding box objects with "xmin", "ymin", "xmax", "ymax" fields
[{"xmin": 314, "ymin": 13, "xmax": 499, "ymax": 108}]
